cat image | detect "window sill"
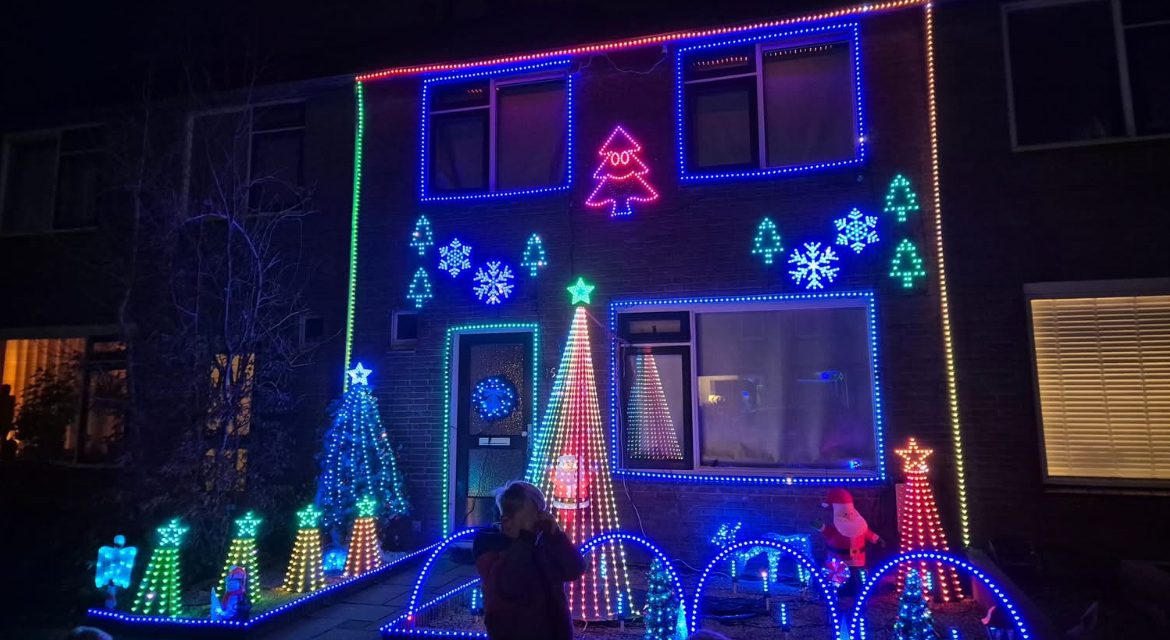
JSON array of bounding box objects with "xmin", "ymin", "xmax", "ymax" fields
[
  {"xmin": 679, "ymin": 155, "xmax": 864, "ymax": 183},
  {"xmin": 1013, "ymin": 131, "xmax": 1170, "ymax": 153},
  {"xmin": 420, "ymin": 183, "xmax": 571, "ymax": 203},
  {"xmin": 616, "ymin": 466, "xmax": 883, "ymax": 486}
]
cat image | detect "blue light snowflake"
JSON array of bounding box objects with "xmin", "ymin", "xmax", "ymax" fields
[
  {"xmin": 472, "ymin": 376, "xmax": 517, "ymax": 422},
  {"xmin": 438, "ymin": 238, "xmax": 472, "ymax": 277},
  {"xmin": 788, "ymin": 242, "xmax": 840, "ymax": 290},
  {"xmin": 472, "ymin": 261, "xmax": 515, "ymax": 305},
  {"xmin": 834, "ymin": 208, "xmax": 879, "ymax": 254}
]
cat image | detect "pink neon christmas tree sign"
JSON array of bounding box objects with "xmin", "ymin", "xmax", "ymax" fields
[{"xmin": 585, "ymin": 125, "xmax": 659, "ymax": 218}]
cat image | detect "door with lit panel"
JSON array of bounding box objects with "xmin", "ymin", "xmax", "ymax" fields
[{"xmin": 450, "ymin": 330, "xmax": 536, "ymax": 530}]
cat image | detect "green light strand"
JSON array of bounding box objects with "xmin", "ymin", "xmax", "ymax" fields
[{"xmin": 343, "ymin": 81, "xmax": 366, "ymax": 390}]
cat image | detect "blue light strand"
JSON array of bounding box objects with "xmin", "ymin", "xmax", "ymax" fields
[
  {"xmin": 608, "ymin": 290, "xmax": 886, "ymax": 484},
  {"xmin": 406, "ymin": 529, "xmax": 481, "ymax": 622},
  {"xmin": 689, "ymin": 538, "xmax": 840, "ymax": 635},
  {"xmin": 849, "ymin": 551, "xmax": 1033, "ymax": 640},
  {"xmin": 419, "ymin": 60, "xmax": 574, "ymax": 202},
  {"xmin": 87, "ymin": 541, "xmax": 441, "ymax": 630},
  {"xmin": 384, "ymin": 579, "xmax": 487, "ymax": 637},
  {"xmin": 676, "ymin": 22, "xmax": 865, "ymax": 182}
]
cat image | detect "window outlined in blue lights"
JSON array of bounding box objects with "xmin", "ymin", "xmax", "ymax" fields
[
  {"xmin": 419, "ymin": 59, "xmax": 574, "ymax": 202},
  {"xmin": 608, "ymin": 290, "xmax": 886, "ymax": 486},
  {"xmin": 675, "ymin": 22, "xmax": 866, "ymax": 182}
]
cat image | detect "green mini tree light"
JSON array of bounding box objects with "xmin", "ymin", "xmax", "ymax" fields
[
  {"xmin": 409, "ymin": 215, "xmax": 434, "ymax": 255},
  {"xmin": 884, "ymin": 174, "xmax": 920, "ymax": 223},
  {"xmin": 890, "ymin": 239, "xmax": 928, "ymax": 289},
  {"xmin": 219, "ymin": 511, "xmax": 262, "ymax": 603},
  {"xmin": 751, "ymin": 218, "xmax": 784, "ymax": 265},
  {"xmin": 520, "ymin": 233, "xmax": 548, "ymax": 277},
  {"xmin": 132, "ymin": 519, "xmax": 188, "ymax": 617},
  {"xmin": 644, "ymin": 558, "xmax": 683, "ymax": 640},
  {"xmin": 407, "ymin": 267, "xmax": 433, "ymax": 308},
  {"xmin": 893, "ymin": 569, "xmax": 936, "ymax": 640}
]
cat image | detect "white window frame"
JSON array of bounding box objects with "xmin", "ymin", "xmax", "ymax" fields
[
  {"xmin": 423, "ymin": 70, "xmax": 570, "ymax": 197},
  {"xmin": 1025, "ymin": 277, "xmax": 1170, "ymax": 489},
  {"xmin": 1002, "ymin": 0, "xmax": 1170, "ymax": 151},
  {"xmin": 615, "ymin": 296, "xmax": 882, "ymax": 480},
  {"xmin": 180, "ymin": 100, "xmax": 306, "ymax": 213},
  {"xmin": 0, "ymin": 124, "xmax": 104, "ymax": 236}
]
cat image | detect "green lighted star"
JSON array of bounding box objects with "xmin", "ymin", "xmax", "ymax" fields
[
  {"xmin": 356, "ymin": 495, "xmax": 379, "ymax": 518},
  {"xmin": 296, "ymin": 503, "xmax": 322, "ymax": 529},
  {"xmin": 567, "ymin": 277, "xmax": 595, "ymax": 305},
  {"xmin": 157, "ymin": 519, "xmax": 189, "ymax": 548},
  {"xmin": 234, "ymin": 511, "xmax": 263, "ymax": 538}
]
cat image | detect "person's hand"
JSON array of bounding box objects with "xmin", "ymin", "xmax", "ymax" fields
[
  {"xmin": 500, "ymin": 515, "xmax": 521, "ymax": 539},
  {"xmin": 535, "ymin": 511, "xmax": 562, "ymax": 536}
]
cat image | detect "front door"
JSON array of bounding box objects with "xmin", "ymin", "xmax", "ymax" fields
[{"xmin": 449, "ymin": 329, "xmax": 537, "ymax": 531}]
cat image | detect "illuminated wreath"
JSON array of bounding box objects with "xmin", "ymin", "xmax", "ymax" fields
[{"xmin": 471, "ymin": 376, "xmax": 517, "ymax": 422}]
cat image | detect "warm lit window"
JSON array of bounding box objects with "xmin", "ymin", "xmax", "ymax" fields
[
  {"xmin": 208, "ymin": 353, "xmax": 254, "ymax": 436},
  {"xmin": 1028, "ymin": 284, "xmax": 1170, "ymax": 483},
  {"xmin": 679, "ymin": 25, "xmax": 862, "ymax": 178},
  {"xmin": 1004, "ymin": 0, "xmax": 1170, "ymax": 148},
  {"xmin": 422, "ymin": 70, "xmax": 570, "ymax": 199},
  {"xmin": 615, "ymin": 294, "xmax": 882, "ymax": 478},
  {"xmin": 1, "ymin": 126, "xmax": 105, "ymax": 233},
  {"xmin": 1, "ymin": 336, "xmax": 126, "ymax": 461}
]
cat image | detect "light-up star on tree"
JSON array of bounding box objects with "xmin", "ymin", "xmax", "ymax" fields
[
  {"xmin": 347, "ymin": 362, "xmax": 372, "ymax": 386},
  {"xmin": 527, "ymin": 278, "xmax": 633, "ymax": 620},
  {"xmin": 894, "ymin": 437, "xmax": 963, "ymax": 602},
  {"xmin": 834, "ymin": 208, "xmax": 879, "ymax": 254},
  {"xmin": 567, "ymin": 277, "xmax": 595, "ymax": 305},
  {"xmin": 438, "ymin": 238, "xmax": 473, "ymax": 277},
  {"xmin": 584, "ymin": 125, "xmax": 659, "ymax": 218}
]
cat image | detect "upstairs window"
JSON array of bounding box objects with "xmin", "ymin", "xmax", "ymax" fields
[
  {"xmin": 678, "ymin": 24, "xmax": 863, "ymax": 181},
  {"xmin": 1004, "ymin": 0, "xmax": 1170, "ymax": 148},
  {"xmin": 422, "ymin": 64, "xmax": 572, "ymax": 200},
  {"xmin": 1, "ymin": 126, "xmax": 105, "ymax": 234}
]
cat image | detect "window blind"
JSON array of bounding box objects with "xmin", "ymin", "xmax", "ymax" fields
[{"xmin": 1031, "ymin": 295, "xmax": 1170, "ymax": 481}]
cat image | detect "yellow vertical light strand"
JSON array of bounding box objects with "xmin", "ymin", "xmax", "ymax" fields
[
  {"xmin": 924, "ymin": 2, "xmax": 971, "ymax": 547},
  {"xmin": 343, "ymin": 81, "xmax": 366, "ymax": 389}
]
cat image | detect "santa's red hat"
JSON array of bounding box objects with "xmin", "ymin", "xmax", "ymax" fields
[{"xmin": 823, "ymin": 488, "xmax": 854, "ymax": 507}]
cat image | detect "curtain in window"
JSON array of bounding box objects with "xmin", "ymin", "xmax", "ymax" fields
[
  {"xmin": 688, "ymin": 80, "xmax": 756, "ymax": 169},
  {"xmin": 497, "ymin": 80, "xmax": 567, "ymax": 191},
  {"xmin": 431, "ymin": 112, "xmax": 488, "ymax": 192},
  {"xmin": 1, "ymin": 338, "xmax": 85, "ymax": 408},
  {"xmin": 763, "ymin": 42, "xmax": 855, "ymax": 167}
]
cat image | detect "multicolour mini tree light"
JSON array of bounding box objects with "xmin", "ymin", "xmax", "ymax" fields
[
  {"xmin": 132, "ymin": 519, "xmax": 188, "ymax": 617},
  {"xmin": 890, "ymin": 239, "xmax": 928, "ymax": 289},
  {"xmin": 520, "ymin": 233, "xmax": 548, "ymax": 277},
  {"xmin": 893, "ymin": 569, "xmax": 935, "ymax": 640},
  {"xmin": 282, "ymin": 504, "xmax": 326, "ymax": 593},
  {"xmin": 585, "ymin": 126, "xmax": 659, "ymax": 218},
  {"xmin": 884, "ymin": 173, "xmax": 921, "ymax": 223},
  {"xmin": 344, "ymin": 495, "xmax": 383, "ymax": 576},
  {"xmin": 751, "ymin": 217, "xmax": 784, "ymax": 265},
  {"xmin": 527, "ymin": 277, "xmax": 633, "ymax": 619},
  {"xmin": 316, "ymin": 363, "xmax": 410, "ymax": 530},
  {"xmin": 219, "ymin": 511, "xmax": 262, "ymax": 603},
  {"xmin": 409, "ymin": 215, "xmax": 434, "ymax": 255},
  {"xmin": 407, "ymin": 267, "xmax": 433, "ymax": 308},
  {"xmin": 627, "ymin": 350, "xmax": 683, "ymax": 460},
  {"xmin": 644, "ymin": 558, "xmax": 683, "ymax": 640},
  {"xmin": 895, "ymin": 438, "xmax": 963, "ymax": 602}
]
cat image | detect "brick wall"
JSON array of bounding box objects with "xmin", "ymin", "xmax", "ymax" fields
[
  {"xmin": 935, "ymin": 1, "xmax": 1170, "ymax": 559},
  {"xmin": 352, "ymin": 6, "xmax": 964, "ymax": 564}
]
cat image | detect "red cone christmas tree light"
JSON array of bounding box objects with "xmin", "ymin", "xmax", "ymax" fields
[
  {"xmin": 584, "ymin": 126, "xmax": 659, "ymax": 218},
  {"xmin": 527, "ymin": 277, "xmax": 633, "ymax": 620},
  {"xmin": 895, "ymin": 438, "xmax": 963, "ymax": 602},
  {"xmin": 627, "ymin": 349, "xmax": 683, "ymax": 460},
  {"xmin": 343, "ymin": 495, "xmax": 383, "ymax": 576}
]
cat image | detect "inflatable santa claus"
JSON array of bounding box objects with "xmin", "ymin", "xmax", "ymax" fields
[{"xmin": 818, "ymin": 488, "xmax": 882, "ymax": 575}]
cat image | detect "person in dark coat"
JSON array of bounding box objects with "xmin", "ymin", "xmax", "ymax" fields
[{"xmin": 474, "ymin": 480, "xmax": 586, "ymax": 640}]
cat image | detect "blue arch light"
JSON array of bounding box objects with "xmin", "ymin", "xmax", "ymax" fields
[
  {"xmin": 848, "ymin": 551, "xmax": 1032, "ymax": 640},
  {"xmin": 407, "ymin": 528, "xmax": 482, "ymax": 622},
  {"xmin": 579, "ymin": 531, "xmax": 689, "ymax": 619},
  {"xmin": 690, "ymin": 538, "xmax": 840, "ymax": 636}
]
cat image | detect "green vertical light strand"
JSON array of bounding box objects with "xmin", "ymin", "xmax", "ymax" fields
[{"xmin": 343, "ymin": 81, "xmax": 366, "ymax": 390}]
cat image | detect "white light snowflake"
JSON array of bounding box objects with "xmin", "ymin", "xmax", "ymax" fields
[
  {"xmin": 834, "ymin": 208, "xmax": 879, "ymax": 254},
  {"xmin": 438, "ymin": 238, "xmax": 473, "ymax": 277},
  {"xmin": 472, "ymin": 261, "xmax": 515, "ymax": 305},
  {"xmin": 788, "ymin": 242, "xmax": 840, "ymax": 290}
]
